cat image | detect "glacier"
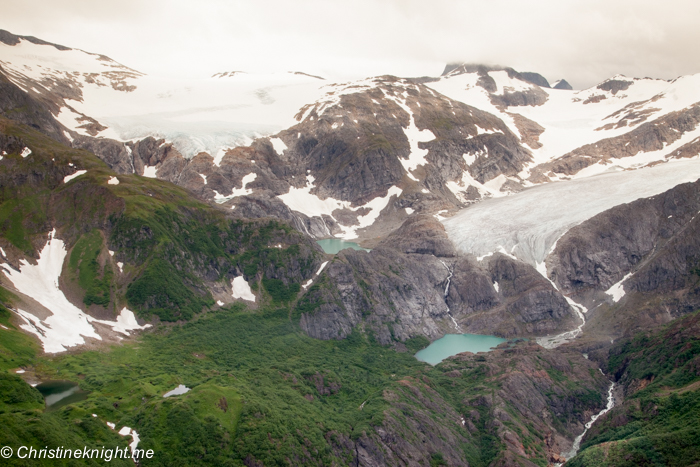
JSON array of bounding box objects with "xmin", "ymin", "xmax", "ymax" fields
[{"xmin": 442, "ymin": 158, "xmax": 700, "ymax": 268}]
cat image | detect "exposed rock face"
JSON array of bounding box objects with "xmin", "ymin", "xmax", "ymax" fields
[
  {"xmin": 298, "ymin": 246, "xmax": 452, "ymax": 343},
  {"xmin": 547, "ymin": 179, "xmax": 700, "ymax": 338},
  {"xmin": 381, "ymin": 214, "xmax": 456, "ymax": 257},
  {"xmin": 519, "ymin": 72, "xmax": 551, "ymax": 88},
  {"xmin": 531, "ymin": 103, "xmax": 700, "ymax": 178},
  {"xmin": 553, "ymin": 79, "xmax": 573, "ymax": 90},
  {"xmin": 509, "ymin": 112, "xmax": 545, "ymax": 149},
  {"xmin": 0, "ymin": 70, "xmax": 70, "ymax": 145},
  {"xmin": 72, "ymin": 135, "xmax": 134, "ymax": 174},
  {"xmin": 298, "ymin": 218, "xmax": 577, "ymax": 343},
  {"xmin": 491, "ymin": 85, "xmax": 549, "ymax": 108},
  {"xmin": 597, "ymin": 78, "xmax": 633, "ymax": 95},
  {"xmin": 0, "ymin": 29, "xmax": 71, "ymax": 50},
  {"xmin": 330, "ymin": 341, "xmax": 610, "ymax": 467},
  {"xmin": 449, "ymin": 254, "xmax": 576, "ymax": 337}
]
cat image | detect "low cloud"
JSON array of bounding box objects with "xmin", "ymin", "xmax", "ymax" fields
[{"xmin": 3, "ymin": 0, "xmax": 700, "ymax": 88}]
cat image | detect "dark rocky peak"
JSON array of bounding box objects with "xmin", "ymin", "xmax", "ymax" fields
[
  {"xmin": 0, "ymin": 69, "xmax": 70, "ymax": 145},
  {"xmin": 519, "ymin": 72, "xmax": 551, "ymax": 88},
  {"xmin": 0, "ymin": 29, "xmax": 71, "ymax": 51},
  {"xmin": 276, "ymin": 76, "xmax": 531, "ymax": 202},
  {"xmin": 441, "ymin": 63, "xmax": 509, "ymax": 77},
  {"xmin": 596, "ymin": 76, "xmax": 634, "ymax": 95},
  {"xmin": 441, "ymin": 63, "xmax": 549, "ymax": 107},
  {"xmin": 441, "ymin": 63, "xmax": 550, "ymax": 88},
  {"xmin": 553, "ymin": 79, "xmax": 573, "ymax": 90}
]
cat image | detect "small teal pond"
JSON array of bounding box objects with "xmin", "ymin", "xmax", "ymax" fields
[
  {"xmin": 415, "ymin": 334, "xmax": 507, "ymax": 365},
  {"xmin": 316, "ymin": 239, "xmax": 371, "ymax": 254},
  {"xmin": 35, "ymin": 380, "xmax": 89, "ymax": 410}
]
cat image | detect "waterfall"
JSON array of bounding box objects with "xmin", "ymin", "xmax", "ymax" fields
[
  {"xmin": 439, "ymin": 260, "xmax": 463, "ymax": 333},
  {"xmin": 563, "ymin": 382, "xmax": 616, "ymax": 461}
]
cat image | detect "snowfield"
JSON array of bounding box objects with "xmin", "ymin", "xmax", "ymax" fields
[
  {"xmin": 0, "ymin": 38, "xmax": 329, "ymax": 157},
  {"xmin": 0, "ymin": 231, "xmax": 150, "ymax": 353}
]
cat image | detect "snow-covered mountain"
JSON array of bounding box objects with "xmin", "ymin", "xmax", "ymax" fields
[
  {"xmin": 0, "ymin": 30, "xmax": 328, "ymax": 156},
  {"xmin": 3, "ymin": 28, "xmax": 700, "ymax": 351},
  {"xmin": 4, "ymin": 27, "xmax": 700, "ymax": 264}
]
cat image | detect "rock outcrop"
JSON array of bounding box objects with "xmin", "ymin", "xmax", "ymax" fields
[
  {"xmin": 329, "ymin": 341, "xmax": 610, "ymax": 466},
  {"xmin": 530, "ymin": 103, "xmax": 700, "ymax": 179},
  {"xmin": 298, "ymin": 217, "xmax": 578, "ymax": 343},
  {"xmin": 546, "ymin": 179, "xmax": 700, "ymax": 339}
]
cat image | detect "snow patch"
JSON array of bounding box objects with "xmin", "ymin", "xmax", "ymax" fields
[
  {"xmin": 107, "ymin": 176, "xmax": 119, "ymax": 185},
  {"xmin": 63, "ymin": 170, "xmax": 87, "ymax": 183},
  {"xmin": 270, "ymin": 137, "xmax": 287, "ymax": 155},
  {"xmin": 116, "ymin": 426, "xmax": 141, "ymax": 457},
  {"xmin": 316, "ymin": 261, "xmax": 329, "ymax": 276},
  {"xmin": 278, "ymin": 177, "xmax": 402, "ymax": 240},
  {"xmin": 163, "ymin": 384, "xmax": 191, "ymax": 397},
  {"xmin": 91, "ymin": 308, "xmax": 151, "ymax": 337},
  {"xmin": 214, "ymin": 173, "xmax": 257, "ymax": 203},
  {"xmin": 606, "ymin": 272, "xmax": 633, "ymax": 302},
  {"xmin": 232, "ymin": 276, "xmax": 255, "ymax": 302},
  {"xmin": 142, "ymin": 166, "xmax": 158, "ymax": 178},
  {"xmin": 1, "ymin": 231, "xmax": 149, "ymax": 353}
]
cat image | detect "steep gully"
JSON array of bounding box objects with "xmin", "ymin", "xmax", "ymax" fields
[
  {"xmin": 559, "ymin": 382, "xmax": 616, "ymax": 464},
  {"xmin": 439, "ymin": 260, "xmax": 463, "ymax": 333}
]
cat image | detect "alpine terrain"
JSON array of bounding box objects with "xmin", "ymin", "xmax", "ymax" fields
[{"xmin": 1, "ymin": 28, "xmax": 700, "ymax": 466}]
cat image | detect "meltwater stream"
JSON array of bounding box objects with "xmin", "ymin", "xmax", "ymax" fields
[
  {"xmin": 561, "ymin": 382, "xmax": 616, "ymax": 462},
  {"xmin": 443, "ymin": 160, "xmax": 700, "ymax": 349},
  {"xmin": 439, "ymin": 260, "xmax": 463, "ymax": 333}
]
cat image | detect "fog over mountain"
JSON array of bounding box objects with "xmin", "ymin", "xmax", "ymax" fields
[
  {"xmin": 3, "ymin": 0, "xmax": 700, "ymax": 88},
  {"xmin": 2, "ymin": 7, "xmax": 700, "ymax": 465}
]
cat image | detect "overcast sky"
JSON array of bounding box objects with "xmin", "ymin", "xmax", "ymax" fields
[{"xmin": 3, "ymin": 0, "xmax": 700, "ymax": 89}]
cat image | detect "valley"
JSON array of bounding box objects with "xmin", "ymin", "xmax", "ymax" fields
[{"xmin": 1, "ymin": 27, "xmax": 700, "ymax": 466}]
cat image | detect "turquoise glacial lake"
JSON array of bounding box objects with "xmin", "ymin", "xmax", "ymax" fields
[
  {"xmin": 316, "ymin": 239, "xmax": 371, "ymax": 254},
  {"xmin": 415, "ymin": 333, "xmax": 507, "ymax": 365}
]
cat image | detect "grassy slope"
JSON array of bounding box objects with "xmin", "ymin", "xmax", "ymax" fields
[{"xmin": 0, "ymin": 117, "xmax": 321, "ymax": 322}]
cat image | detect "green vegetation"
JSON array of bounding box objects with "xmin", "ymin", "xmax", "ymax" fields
[
  {"xmin": 569, "ymin": 311, "xmax": 700, "ymax": 466},
  {"xmin": 0, "ymin": 116, "xmax": 613, "ymax": 466},
  {"xmin": 261, "ymin": 278, "xmax": 300, "ymax": 303},
  {"xmin": 126, "ymin": 258, "xmax": 211, "ymax": 321},
  {"xmin": 0, "ymin": 286, "xmax": 39, "ymax": 372},
  {"xmin": 0, "ymin": 408, "xmax": 133, "ymax": 467},
  {"xmin": 0, "ymin": 373, "xmax": 44, "ymax": 412},
  {"xmin": 69, "ymin": 230, "xmax": 113, "ymax": 307},
  {"xmin": 0, "ymin": 298, "xmax": 526, "ymax": 466}
]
